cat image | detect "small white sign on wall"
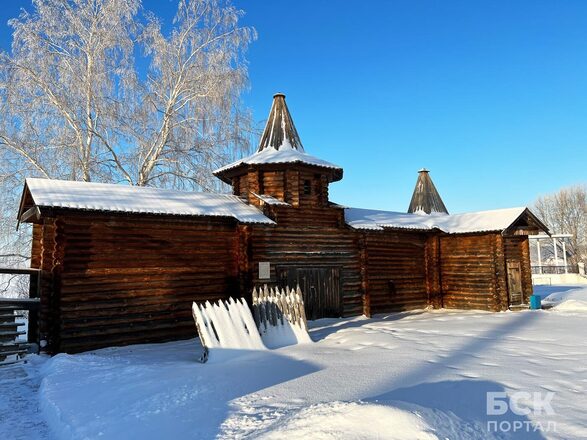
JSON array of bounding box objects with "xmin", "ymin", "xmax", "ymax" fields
[{"xmin": 259, "ymin": 262, "xmax": 271, "ymax": 280}]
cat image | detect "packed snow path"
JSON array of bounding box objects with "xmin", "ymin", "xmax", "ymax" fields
[
  {"xmin": 0, "ymin": 358, "xmax": 50, "ymax": 440},
  {"xmin": 2, "ymin": 286, "xmax": 587, "ymax": 439}
]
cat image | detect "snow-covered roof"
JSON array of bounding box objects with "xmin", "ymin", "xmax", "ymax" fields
[
  {"xmin": 251, "ymin": 192, "xmax": 290, "ymax": 206},
  {"xmin": 345, "ymin": 206, "xmax": 544, "ymax": 234},
  {"xmin": 214, "ymin": 93, "xmax": 343, "ymax": 182},
  {"xmin": 20, "ymin": 178, "xmax": 274, "ymax": 224},
  {"xmin": 214, "ymin": 147, "xmax": 342, "ymax": 176}
]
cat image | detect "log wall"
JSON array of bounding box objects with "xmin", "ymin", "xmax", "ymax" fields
[
  {"xmin": 249, "ymin": 205, "xmax": 363, "ymax": 316},
  {"xmin": 36, "ymin": 219, "xmax": 60, "ymax": 350},
  {"xmin": 361, "ymin": 231, "xmax": 429, "ymax": 313},
  {"xmin": 232, "ymin": 167, "xmax": 330, "ymax": 209},
  {"xmin": 439, "ymin": 234, "xmax": 506, "ymax": 311},
  {"xmin": 425, "ymin": 235, "xmax": 442, "ymax": 309},
  {"xmin": 27, "ymin": 206, "xmax": 535, "ymax": 353},
  {"xmin": 40, "ymin": 214, "xmax": 240, "ymax": 353}
]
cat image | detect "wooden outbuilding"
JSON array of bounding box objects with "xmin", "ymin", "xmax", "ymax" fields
[{"xmin": 17, "ymin": 94, "xmax": 549, "ymax": 353}]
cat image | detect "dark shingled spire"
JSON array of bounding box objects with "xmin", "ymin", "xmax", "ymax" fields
[
  {"xmin": 408, "ymin": 169, "xmax": 449, "ymax": 215},
  {"xmin": 257, "ymin": 93, "xmax": 304, "ymax": 152}
]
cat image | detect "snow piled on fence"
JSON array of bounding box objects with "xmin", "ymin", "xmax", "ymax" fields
[
  {"xmin": 253, "ymin": 286, "xmax": 313, "ymax": 349},
  {"xmin": 192, "ymin": 298, "xmax": 265, "ymax": 357},
  {"xmin": 191, "ymin": 290, "xmax": 312, "ymax": 362}
]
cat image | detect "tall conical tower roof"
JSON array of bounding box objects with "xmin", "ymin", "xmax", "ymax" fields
[
  {"xmin": 214, "ymin": 94, "xmax": 342, "ymax": 183},
  {"xmin": 257, "ymin": 93, "xmax": 304, "ymax": 152},
  {"xmin": 408, "ymin": 169, "xmax": 449, "ymax": 214}
]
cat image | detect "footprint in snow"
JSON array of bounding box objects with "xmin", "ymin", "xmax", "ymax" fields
[
  {"xmin": 445, "ymin": 365, "xmax": 461, "ymax": 370},
  {"xmin": 459, "ymin": 372, "xmax": 481, "ymax": 379},
  {"xmin": 540, "ymin": 384, "xmax": 560, "ymax": 392},
  {"xmin": 480, "ymin": 362, "xmax": 500, "ymax": 367},
  {"xmin": 464, "ymin": 352, "xmax": 484, "ymax": 359},
  {"xmin": 554, "ymin": 379, "xmax": 583, "ymax": 391},
  {"xmin": 519, "ymin": 369, "xmax": 541, "ymax": 378}
]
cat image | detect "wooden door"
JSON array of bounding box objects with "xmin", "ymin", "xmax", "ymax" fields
[
  {"xmin": 507, "ymin": 261, "xmax": 523, "ymax": 306},
  {"xmin": 277, "ymin": 267, "xmax": 342, "ymax": 320}
]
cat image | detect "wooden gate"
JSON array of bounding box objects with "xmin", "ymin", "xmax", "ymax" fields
[
  {"xmin": 507, "ymin": 261, "xmax": 523, "ymax": 306},
  {"xmin": 277, "ymin": 267, "xmax": 342, "ymax": 320}
]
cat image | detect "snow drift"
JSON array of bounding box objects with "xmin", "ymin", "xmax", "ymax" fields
[{"xmin": 539, "ymin": 285, "xmax": 587, "ymax": 312}]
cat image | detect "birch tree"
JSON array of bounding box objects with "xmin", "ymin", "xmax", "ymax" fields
[
  {"xmin": 0, "ymin": 0, "xmax": 139, "ymax": 184},
  {"xmin": 133, "ymin": 0, "xmax": 255, "ymax": 190},
  {"xmin": 533, "ymin": 185, "xmax": 587, "ymax": 265},
  {"xmin": 0, "ymin": 0, "xmax": 256, "ymax": 284}
]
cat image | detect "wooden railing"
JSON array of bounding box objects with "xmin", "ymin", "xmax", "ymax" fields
[
  {"xmin": 0, "ymin": 268, "xmax": 41, "ymax": 364},
  {"xmin": 531, "ymin": 265, "xmax": 579, "ymax": 275}
]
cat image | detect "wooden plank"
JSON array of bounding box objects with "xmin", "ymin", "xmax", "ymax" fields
[{"xmin": 0, "ymin": 268, "xmax": 41, "ymax": 275}]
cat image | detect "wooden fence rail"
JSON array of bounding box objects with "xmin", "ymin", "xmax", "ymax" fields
[
  {"xmin": 0, "ymin": 268, "xmax": 41, "ymax": 365},
  {"xmin": 252, "ymin": 285, "xmax": 308, "ymax": 334}
]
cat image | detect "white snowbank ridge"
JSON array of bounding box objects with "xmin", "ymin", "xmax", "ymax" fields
[
  {"xmin": 539, "ymin": 285, "xmax": 587, "ymax": 312},
  {"xmin": 345, "ymin": 206, "xmax": 529, "ymax": 233},
  {"xmin": 255, "ymin": 401, "xmax": 439, "ymax": 440},
  {"xmin": 24, "ymin": 178, "xmax": 274, "ymax": 224}
]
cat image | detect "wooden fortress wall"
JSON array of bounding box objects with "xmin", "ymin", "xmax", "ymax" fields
[
  {"xmin": 359, "ymin": 230, "xmax": 430, "ymax": 314},
  {"xmin": 438, "ymin": 234, "xmax": 507, "ymax": 311},
  {"xmin": 31, "ymin": 213, "xmax": 239, "ymax": 353},
  {"xmin": 30, "ymin": 210, "xmax": 534, "ymax": 353},
  {"xmin": 246, "ymin": 205, "xmax": 363, "ymax": 317}
]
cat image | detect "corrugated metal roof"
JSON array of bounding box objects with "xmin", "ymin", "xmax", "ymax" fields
[
  {"xmin": 345, "ymin": 206, "xmax": 535, "ymax": 234},
  {"xmin": 250, "ymin": 192, "xmax": 290, "ymax": 206},
  {"xmin": 214, "ymin": 147, "xmax": 342, "ymax": 175},
  {"xmin": 23, "ymin": 178, "xmax": 275, "ymax": 224}
]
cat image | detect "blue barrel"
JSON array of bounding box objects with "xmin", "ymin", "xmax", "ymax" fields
[{"xmin": 530, "ymin": 295, "xmax": 542, "ymax": 310}]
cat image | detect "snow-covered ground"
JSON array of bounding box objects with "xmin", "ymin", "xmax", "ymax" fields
[
  {"xmin": 535, "ymin": 284, "xmax": 587, "ymax": 311},
  {"xmin": 2, "ymin": 285, "xmax": 587, "ymax": 439}
]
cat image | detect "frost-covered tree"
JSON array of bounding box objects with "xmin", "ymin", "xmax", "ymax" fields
[
  {"xmin": 134, "ymin": 0, "xmax": 255, "ymax": 189},
  {"xmin": 533, "ymin": 185, "xmax": 587, "ymax": 265},
  {"xmin": 1, "ymin": 0, "xmax": 139, "ymax": 183},
  {"xmin": 0, "ymin": 0, "xmax": 256, "ymax": 288}
]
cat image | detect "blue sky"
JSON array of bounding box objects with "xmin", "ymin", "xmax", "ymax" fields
[{"xmin": 2, "ymin": 1, "xmax": 587, "ymax": 213}]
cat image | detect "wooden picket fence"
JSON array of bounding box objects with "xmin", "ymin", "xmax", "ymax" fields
[
  {"xmin": 191, "ymin": 285, "xmax": 310, "ymax": 363},
  {"xmin": 252, "ymin": 285, "xmax": 308, "ymax": 334}
]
